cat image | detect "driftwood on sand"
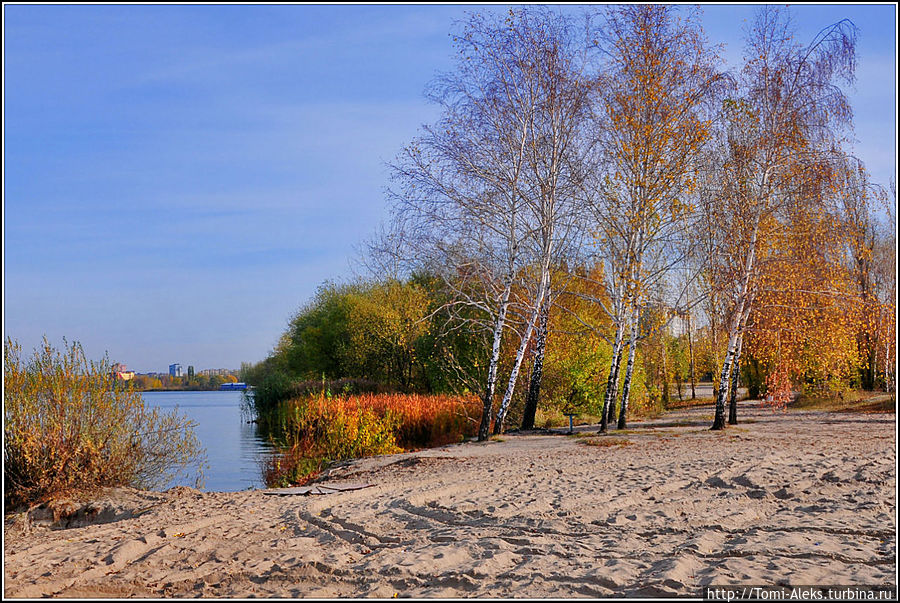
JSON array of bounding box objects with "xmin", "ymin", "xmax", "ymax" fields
[{"xmin": 262, "ymin": 482, "xmax": 375, "ymax": 496}]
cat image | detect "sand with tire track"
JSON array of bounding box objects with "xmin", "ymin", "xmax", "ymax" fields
[{"xmin": 3, "ymin": 400, "xmax": 896, "ymax": 597}]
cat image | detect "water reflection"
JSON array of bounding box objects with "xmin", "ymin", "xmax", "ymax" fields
[{"xmin": 142, "ymin": 390, "xmax": 275, "ymax": 492}]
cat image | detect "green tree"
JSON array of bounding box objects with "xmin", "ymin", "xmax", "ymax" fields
[
  {"xmin": 245, "ymin": 277, "xmax": 442, "ymax": 398},
  {"xmin": 343, "ymin": 279, "xmax": 431, "ymax": 390}
]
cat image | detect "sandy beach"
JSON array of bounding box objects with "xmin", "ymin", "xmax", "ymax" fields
[{"xmin": 4, "ymin": 400, "xmax": 896, "ymax": 598}]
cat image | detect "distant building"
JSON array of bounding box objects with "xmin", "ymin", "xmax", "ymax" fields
[
  {"xmin": 111, "ymin": 363, "xmax": 135, "ymax": 381},
  {"xmin": 667, "ymin": 314, "xmax": 689, "ymax": 338},
  {"xmin": 169, "ymin": 363, "xmax": 183, "ymax": 378},
  {"xmin": 200, "ymin": 368, "xmax": 236, "ymax": 377}
]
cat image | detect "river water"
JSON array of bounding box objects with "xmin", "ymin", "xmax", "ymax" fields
[{"xmin": 142, "ymin": 390, "xmax": 275, "ymax": 492}]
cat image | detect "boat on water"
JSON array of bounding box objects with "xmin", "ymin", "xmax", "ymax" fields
[{"xmin": 219, "ymin": 382, "xmax": 249, "ymax": 391}]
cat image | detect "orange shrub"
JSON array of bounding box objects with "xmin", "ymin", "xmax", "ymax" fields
[
  {"xmin": 364, "ymin": 393, "xmax": 482, "ymax": 448},
  {"xmin": 264, "ymin": 393, "xmax": 480, "ymax": 487}
]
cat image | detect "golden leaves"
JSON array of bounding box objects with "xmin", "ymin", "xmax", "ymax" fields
[{"xmin": 4, "ymin": 337, "xmax": 203, "ymax": 507}]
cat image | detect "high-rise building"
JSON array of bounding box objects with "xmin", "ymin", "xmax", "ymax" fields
[{"xmin": 169, "ymin": 363, "xmax": 183, "ymax": 377}]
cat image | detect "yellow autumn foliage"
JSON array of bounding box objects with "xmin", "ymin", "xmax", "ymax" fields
[{"xmin": 4, "ymin": 337, "xmax": 204, "ymax": 507}]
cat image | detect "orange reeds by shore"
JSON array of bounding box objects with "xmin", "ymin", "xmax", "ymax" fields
[{"xmin": 263, "ymin": 393, "xmax": 481, "ymax": 487}]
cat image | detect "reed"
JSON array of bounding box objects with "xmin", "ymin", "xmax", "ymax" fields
[{"xmin": 262, "ymin": 392, "xmax": 480, "ymax": 487}]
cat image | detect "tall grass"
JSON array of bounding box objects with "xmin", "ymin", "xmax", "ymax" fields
[
  {"xmin": 262, "ymin": 393, "xmax": 480, "ymax": 487},
  {"xmin": 792, "ymin": 390, "xmax": 895, "ymax": 413},
  {"xmin": 249, "ymin": 375, "xmax": 393, "ymax": 415},
  {"xmin": 4, "ymin": 337, "xmax": 204, "ymax": 507}
]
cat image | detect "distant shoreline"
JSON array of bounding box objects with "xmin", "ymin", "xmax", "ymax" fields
[{"xmin": 140, "ymin": 388, "xmax": 244, "ymax": 393}]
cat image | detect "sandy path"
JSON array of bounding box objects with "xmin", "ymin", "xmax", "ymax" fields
[{"xmin": 4, "ymin": 401, "xmax": 896, "ymax": 597}]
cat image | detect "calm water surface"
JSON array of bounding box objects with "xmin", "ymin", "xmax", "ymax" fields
[{"xmin": 142, "ymin": 391, "xmax": 275, "ymax": 492}]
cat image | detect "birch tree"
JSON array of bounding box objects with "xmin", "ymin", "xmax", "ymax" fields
[
  {"xmin": 387, "ymin": 8, "xmax": 592, "ymax": 440},
  {"xmin": 488, "ymin": 8, "xmax": 592, "ymax": 435},
  {"xmin": 706, "ymin": 7, "xmax": 857, "ymax": 429},
  {"xmin": 521, "ymin": 290, "xmax": 551, "ymax": 430},
  {"xmin": 588, "ymin": 5, "xmax": 723, "ymax": 431},
  {"xmin": 873, "ymin": 183, "xmax": 896, "ymax": 398},
  {"xmin": 834, "ymin": 159, "xmax": 892, "ymax": 391}
]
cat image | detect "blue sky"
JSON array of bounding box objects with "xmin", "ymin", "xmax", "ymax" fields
[{"xmin": 3, "ymin": 4, "xmax": 896, "ymax": 372}]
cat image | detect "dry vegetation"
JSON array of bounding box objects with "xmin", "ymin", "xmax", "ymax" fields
[
  {"xmin": 263, "ymin": 393, "xmax": 482, "ymax": 487},
  {"xmin": 4, "ymin": 338, "xmax": 203, "ymax": 508},
  {"xmin": 791, "ymin": 391, "xmax": 895, "ymax": 413}
]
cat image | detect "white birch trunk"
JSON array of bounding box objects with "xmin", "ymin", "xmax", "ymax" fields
[
  {"xmin": 478, "ymin": 283, "xmax": 512, "ymax": 441},
  {"xmin": 712, "ymin": 217, "xmax": 760, "ymax": 430},
  {"xmin": 712, "ymin": 312, "xmax": 742, "ymax": 430},
  {"xmin": 493, "ymin": 272, "xmax": 550, "ymax": 434},
  {"xmin": 617, "ymin": 306, "xmax": 640, "ymax": 429},
  {"xmin": 600, "ymin": 322, "xmax": 626, "ymax": 433},
  {"xmin": 885, "ymin": 335, "xmax": 895, "ymax": 399},
  {"xmin": 688, "ymin": 311, "xmax": 696, "ymax": 400},
  {"xmin": 521, "ymin": 291, "xmax": 551, "ymax": 430},
  {"xmin": 727, "ymin": 332, "xmax": 744, "ymax": 424}
]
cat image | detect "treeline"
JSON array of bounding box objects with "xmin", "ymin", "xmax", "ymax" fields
[
  {"xmin": 129, "ymin": 373, "xmax": 239, "ymax": 392},
  {"xmin": 245, "ymin": 5, "xmax": 896, "ymax": 439},
  {"xmin": 242, "ymin": 273, "xmax": 745, "ymax": 430}
]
